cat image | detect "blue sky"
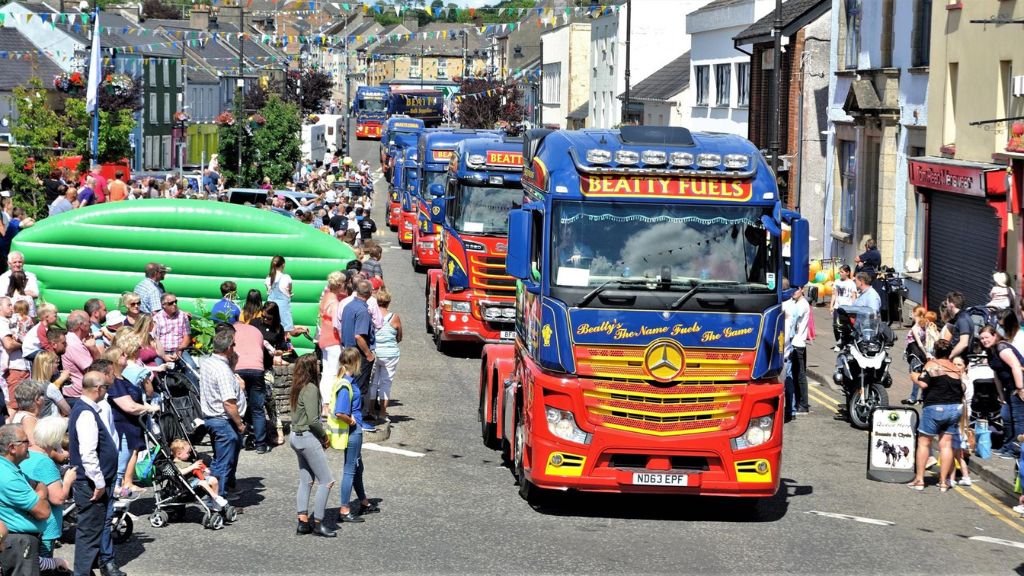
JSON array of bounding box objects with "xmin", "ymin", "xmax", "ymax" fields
[{"xmin": 448, "ymin": 0, "xmax": 493, "ymax": 6}]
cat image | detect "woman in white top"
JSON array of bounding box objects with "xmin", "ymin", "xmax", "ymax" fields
[{"xmin": 266, "ymin": 255, "xmax": 295, "ymax": 331}]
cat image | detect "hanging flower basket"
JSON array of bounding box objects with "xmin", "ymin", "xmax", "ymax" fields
[
  {"xmin": 53, "ymin": 71, "xmax": 85, "ymax": 93},
  {"xmin": 1008, "ymin": 122, "xmax": 1024, "ymax": 153},
  {"xmin": 215, "ymin": 111, "xmax": 236, "ymax": 126},
  {"xmin": 249, "ymin": 113, "xmax": 266, "ymax": 125},
  {"xmin": 102, "ymin": 73, "xmax": 134, "ymax": 97}
]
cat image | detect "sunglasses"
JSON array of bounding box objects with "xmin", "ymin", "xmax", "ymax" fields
[
  {"xmin": 163, "ymin": 300, "xmax": 178, "ymax": 306},
  {"xmin": 128, "ymin": 302, "xmax": 140, "ymax": 306}
]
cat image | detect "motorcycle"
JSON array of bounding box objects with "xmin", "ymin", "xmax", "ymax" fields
[{"xmin": 833, "ymin": 306, "xmax": 895, "ymax": 429}]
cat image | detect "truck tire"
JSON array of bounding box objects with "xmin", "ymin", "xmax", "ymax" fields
[
  {"xmin": 479, "ymin": 377, "xmax": 498, "ymax": 449},
  {"xmin": 424, "ymin": 289, "xmax": 434, "ymax": 334},
  {"xmin": 514, "ymin": 402, "xmax": 550, "ymax": 506}
]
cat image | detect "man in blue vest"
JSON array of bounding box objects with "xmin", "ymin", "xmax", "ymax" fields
[{"xmin": 68, "ymin": 371, "xmax": 124, "ymax": 576}]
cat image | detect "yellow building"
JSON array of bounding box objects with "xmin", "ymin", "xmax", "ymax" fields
[
  {"xmin": 912, "ymin": 0, "xmax": 1024, "ymax": 308},
  {"xmin": 367, "ymin": 23, "xmax": 488, "ymax": 85}
]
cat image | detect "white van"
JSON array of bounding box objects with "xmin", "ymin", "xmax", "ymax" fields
[{"xmin": 301, "ymin": 124, "xmax": 327, "ymax": 164}]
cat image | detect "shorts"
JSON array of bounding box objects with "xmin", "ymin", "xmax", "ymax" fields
[
  {"xmin": 188, "ymin": 477, "xmax": 202, "ymax": 490},
  {"xmin": 919, "ymin": 403, "xmax": 962, "ymax": 437}
]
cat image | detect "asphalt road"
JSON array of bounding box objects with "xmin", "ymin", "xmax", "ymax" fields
[{"xmin": 92, "ymin": 138, "xmax": 1024, "ymax": 575}]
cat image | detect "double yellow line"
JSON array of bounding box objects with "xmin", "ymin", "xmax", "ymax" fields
[{"xmin": 806, "ymin": 380, "xmax": 1024, "ymax": 535}]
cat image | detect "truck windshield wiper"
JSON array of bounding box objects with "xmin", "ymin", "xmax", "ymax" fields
[
  {"xmin": 576, "ymin": 278, "xmax": 650, "ymax": 308},
  {"xmin": 670, "ymin": 280, "xmax": 740, "ymax": 310}
]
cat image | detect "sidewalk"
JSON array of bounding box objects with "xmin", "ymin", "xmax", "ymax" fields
[{"xmin": 803, "ymin": 303, "xmax": 1018, "ymax": 497}]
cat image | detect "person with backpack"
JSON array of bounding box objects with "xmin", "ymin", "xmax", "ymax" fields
[{"xmin": 944, "ymin": 292, "xmax": 974, "ymax": 362}]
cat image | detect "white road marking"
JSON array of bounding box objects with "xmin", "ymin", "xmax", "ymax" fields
[
  {"xmin": 363, "ymin": 443, "xmax": 425, "ymax": 458},
  {"xmin": 805, "ymin": 511, "xmax": 895, "ymax": 526},
  {"xmin": 969, "ymin": 536, "xmax": 1024, "ymax": 549}
]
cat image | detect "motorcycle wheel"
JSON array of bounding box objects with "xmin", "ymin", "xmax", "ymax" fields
[{"xmin": 847, "ymin": 384, "xmax": 889, "ymax": 430}]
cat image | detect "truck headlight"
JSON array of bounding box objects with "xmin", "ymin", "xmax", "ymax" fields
[
  {"xmin": 545, "ymin": 407, "xmax": 591, "ymax": 444},
  {"xmin": 483, "ymin": 307, "xmax": 500, "ymax": 320},
  {"xmin": 444, "ymin": 300, "xmax": 471, "ymax": 313},
  {"xmin": 731, "ymin": 415, "xmax": 773, "ymax": 450}
]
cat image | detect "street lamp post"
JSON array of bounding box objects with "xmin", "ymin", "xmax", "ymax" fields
[
  {"xmin": 236, "ymin": 1, "xmax": 245, "ymax": 184},
  {"xmin": 768, "ymin": 0, "xmax": 782, "ymax": 177}
]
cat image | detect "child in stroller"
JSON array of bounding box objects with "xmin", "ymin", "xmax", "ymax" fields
[{"xmin": 170, "ymin": 439, "xmax": 228, "ymax": 511}]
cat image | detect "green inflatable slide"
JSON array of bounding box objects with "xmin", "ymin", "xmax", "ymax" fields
[{"xmin": 12, "ymin": 199, "xmax": 355, "ymax": 355}]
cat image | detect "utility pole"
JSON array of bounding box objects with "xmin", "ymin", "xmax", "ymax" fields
[
  {"xmin": 621, "ymin": 0, "xmax": 631, "ymax": 125},
  {"xmin": 180, "ymin": 39, "xmax": 187, "ymax": 178},
  {"xmin": 768, "ymin": 0, "xmax": 782, "ymax": 177},
  {"xmin": 344, "ymin": 38, "xmax": 350, "ymax": 155},
  {"xmin": 420, "ymin": 43, "xmax": 425, "ymax": 89},
  {"xmin": 537, "ymin": 38, "xmax": 543, "ymax": 128},
  {"xmin": 461, "ymin": 30, "xmax": 467, "ymax": 79},
  {"xmin": 236, "ymin": 1, "xmax": 245, "ymax": 183}
]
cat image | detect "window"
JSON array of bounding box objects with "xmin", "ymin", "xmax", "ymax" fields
[
  {"xmin": 410, "ymin": 55, "xmax": 421, "ymax": 79},
  {"xmin": 910, "ymin": 146, "xmax": 926, "ymax": 263},
  {"xmin": 163, "ymin": 59, "xmax": 169, "ymax": 85},
  {"xmin": 844, "ymin": 0, "xmax": 861, "ymax": 69},
  {"xmin": 736, "ymin": 62, "xmax": 750, "ymax": 107},
  {"xmin": 839, "ymin": 140, "xmax": 857, "ymax": 234},
  {"xmin": 715, "ymin": 63, "xmax": 731, "ymax": 106},
  {"xmin": 149, "ymin": 62, "xmax": 156, "ymax": 85},
  {"xmin": 943, "ymin": 62, "xmax": 958, "ymax": 146},
  {"xmin": 149, "ymin": 97, "xmax": 157, "ymax": 125},
  {"xmin": 164, "ymin": 93, "xmax": 170, "ymax": 124},
  {"xmin": 437, "ymin": 58, "xmax": 447, "ymax": 79},
  {"xmin": 881, "ymin": 0, "xmax": 894, "ymax": 68},
  {"xmin": 913, "ymin": 0, "xmax": 932, "ymax": 67},
  {"xmin": 543, "ymin": 62, "xmax": 561, "ymax": 105},
  {"xmin": 695, "ymin": 65, "xmax": 710, "ymax": 106}
]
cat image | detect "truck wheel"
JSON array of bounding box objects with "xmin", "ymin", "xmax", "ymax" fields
[
  {"xmin": 412, "ymin": 254, "xmax": 426, "ymax": 274},
  {"xmin": 514, "ymin": 402, "xmax": 550, "ymax": 506},
  {"xmin": 480, "ymin": 378, "xmax": 498, "ymax": 449}
]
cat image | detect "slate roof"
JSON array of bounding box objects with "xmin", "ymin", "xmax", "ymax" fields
[
  {"xmin": 733, "ymin": 0, "xmax": 829, "ymax": 44},
  {"xmin": 567, "ymin": 100, "xmax": 587, "ymax": 120},
  {"xmin": 375, "ymin": 22, "xmax": 481, "ymax": 57},
  {"xmin": 690, "ymin": 0, "xmax": 749, "ymax": 17},
  {"xmin": 618, "ymin": 51, "xmax": 689, "ymax": 102},
  {"xmin": 0, "ymin": 27, "xmax": 64, "ymax": 90}
]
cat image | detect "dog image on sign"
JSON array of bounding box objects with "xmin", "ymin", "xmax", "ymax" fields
[{"xmin": 867, "ymin": 409, "xmax": 918, "ymax": 483}]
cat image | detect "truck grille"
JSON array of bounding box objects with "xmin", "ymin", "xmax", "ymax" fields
[
  {"xmin": 469, "ymin": 255, "xmax": 515, "ymax": 297},
  {"xmin": 581, "ymin": 380, "xmax": 744, "ymax": 436},
  {"xmin": 575, "ymin": 345, "xmax": 754, "ymax": 382}
]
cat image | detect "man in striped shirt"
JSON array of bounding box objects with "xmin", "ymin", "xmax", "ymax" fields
[{"xmin": 152, "ymin": 293, "xmax": 191, "ymax": 359}]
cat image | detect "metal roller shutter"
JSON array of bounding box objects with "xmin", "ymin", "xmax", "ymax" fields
[{"xmin": 926, "ymin": 192, "xmax": 1001, "ymax": 310}]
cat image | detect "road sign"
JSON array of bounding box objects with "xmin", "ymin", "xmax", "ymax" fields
[{"xmin": 867, "ymin": 407, "xmax": 918, "ymax": 483}]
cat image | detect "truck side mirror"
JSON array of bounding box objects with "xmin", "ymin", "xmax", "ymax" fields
[
  {"xmin": 506, "ymin": 210, "xmax": 531, "ymax": 280},
  {"xmin": 428, "ymin": 183, "xmax": 445, "ymax": 197},
  {"xmin": 430, "ymin": 196, "xmax": 446, "ymax": 225},
  {"xmin": 790, "ymin": 218, "xmax": 810, "ymax": 287}
]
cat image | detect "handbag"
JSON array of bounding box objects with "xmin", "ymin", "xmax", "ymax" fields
[{"xmin": 134, "ymin": 445, "xmax": 160, "ymax": 486}]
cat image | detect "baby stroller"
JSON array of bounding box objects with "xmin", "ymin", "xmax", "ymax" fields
[
  {"xmin": 153, "ymin": 360, "xmax": 206, "ymax": 445},
  {"xmin": 61, "ymin": 470, "xmax": 134, "ymax": 544},
  {"xmin": 141, "ymin": 420, "xmax": 237, "ymax": 530}
]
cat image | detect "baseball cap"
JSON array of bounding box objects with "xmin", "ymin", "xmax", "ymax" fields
[
  {"xmin": 145, "ymin": 262, "xmax": 171, "ymax": 274},
  {"xmin": 105, "ymin": 310, "xmax": 127, "ymax": 327}
]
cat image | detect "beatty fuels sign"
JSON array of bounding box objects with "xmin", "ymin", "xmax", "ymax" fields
[
  {"xmin": 486, "ymin": 151, "xmax": 523, "ymax": 167},
  {"xmin": 580, "ymin": 175, "xmax": 753, "ymax": 201},
  {"xmin": 867, "ymin": 407, "xmax": 918, "ymax": 484}
]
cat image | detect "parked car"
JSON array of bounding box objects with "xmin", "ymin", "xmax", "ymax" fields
[{"xmin": 227, "ymin": 188, "xmax": 318, "ymax": 212}]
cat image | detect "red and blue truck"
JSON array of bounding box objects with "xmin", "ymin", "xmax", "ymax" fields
[
  {"xmin": 352, "ymin": 85, "xmax": 388, "ymax": 140},
  {"xmin": 425, "ymin": 135, "xmax": 525, "ymax": 353},
  {"xmin": 392, "ymin": 147, "xmax": 419, "ymax": 247},
  {"xmin": 478, "ymin": 126, "xmax": 809, "ymax": 505},
  {"xmin": 411, "ymin": 129, "xmax": 499, "ymax": 273}
]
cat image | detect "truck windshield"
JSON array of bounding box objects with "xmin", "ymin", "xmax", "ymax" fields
[
  {"xmin": 421, "ymin": 170, "xmax": 447, "ymax": 196},
  {"xmin": 451, "ymin": 183, "xmax": 523, "ymax": 236},
  {"xmin": 358, "ymin": 99, "xmax": 387, "ymax": 113},
  {"xmin": 551, "ymin": 201, "xmax": 775, "ymax": 290}
]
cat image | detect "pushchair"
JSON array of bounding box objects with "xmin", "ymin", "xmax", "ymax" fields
[
  {"xmin": 141, "ymin": 418, "xmax": 237, "ymax": 530},
  {"xmin": 153, "ymin": 359, "xmax": 206, "ymax": 445},
  {"xmin": 61, "ymin": 474, "xmax": 134, "ymax": 544}
]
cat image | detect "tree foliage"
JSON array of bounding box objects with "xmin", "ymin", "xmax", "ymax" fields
[
  {"xmin": 455, "ymin": 77, "xmax": 524, "ymax": 132},
  {"xmin": 218, "ymin": 95, "xmax": 301, "ymax": 187},
  {"xmin": 282, "ymin": 68, "xmax": 334, "ymax": 116},
  {"xmin": 0, "ymin": 79, "xmax": 66, "ymax": 218},
  {"xmin": 141, "ymin": 0, "xmax": 185, "ymax": 20},
  {"xmin": 371, "ymin": 0, "xmax": 537, "ymax": 25}
]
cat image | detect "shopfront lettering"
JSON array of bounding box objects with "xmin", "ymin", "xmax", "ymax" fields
[{"xmin": 909, "ymin": 160, "xmax": 988, "ymax": 197}]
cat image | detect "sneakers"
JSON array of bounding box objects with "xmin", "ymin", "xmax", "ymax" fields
[
  {"xmin": 900, "ymin": 398, "xmax": 918, "ymax": 406},
  {"xmin": 957, "ymin": 477, "xmax": 973, "ymax": 486},
  {"xmin": 831, "ymin": 345, "xmax": 841, "ymax": 352},
  {"xmin": 1013, "ymin": 504, "xmax": 1024, "ymax": 515}
]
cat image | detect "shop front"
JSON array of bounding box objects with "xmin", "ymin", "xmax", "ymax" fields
[{"xmin": 910, "ymin": 157, "xmax": 1009, "ymax": 310}]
